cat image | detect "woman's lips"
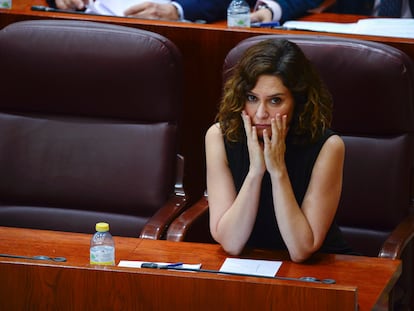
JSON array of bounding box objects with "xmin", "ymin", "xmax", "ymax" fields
[{"xmin": 254, "ymin": 124, "xmax": 270, "ymax": 130}]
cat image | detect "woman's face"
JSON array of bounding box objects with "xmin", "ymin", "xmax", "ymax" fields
[{"xmin": 244, "ymin": 75, "xmax": 295, "ymax": 138}]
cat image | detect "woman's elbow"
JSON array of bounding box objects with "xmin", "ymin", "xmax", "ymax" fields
[
  {"xmin": 289, "ymin": 236, "xmax": 325, "ymax": 263},
  {"xmin": 288, "ymin": 247, "xmax": 316, "ymax": 263},
  {"xmin": 212, "ymin": 233, "xmax": 244, "ymax": 255},
  {"xmin": 223, "ymin": 244, "xmax": 244, "ymax": 256},
  {"xmin": 217, "ymin": 239, "xmax": 244, "ymax": 256},
  {"xmin": 289, "ymin": 253, "xmax": 310, "ymax": 263}
]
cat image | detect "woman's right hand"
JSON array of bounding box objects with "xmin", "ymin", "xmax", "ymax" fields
[
  {"xmin": 241, "ymin": 111, "xmax": 266, "ymax": 176},
  {"xmin": 263, "ymin": 114, "xmax": 288, "ymax": 175}
]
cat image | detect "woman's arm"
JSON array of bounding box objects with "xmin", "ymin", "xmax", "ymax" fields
[
  {"xmin": 206, "ymin": 122, "xmax": 264, "ymax": 255},
  {"xmin": 266, "ymin": 128, "xmax": 345, "ymax": 262}
]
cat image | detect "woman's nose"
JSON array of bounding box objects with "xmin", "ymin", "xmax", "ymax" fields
[{"xmin": 255, "ymin": 103, "xmax": 269, "ymax": 119}]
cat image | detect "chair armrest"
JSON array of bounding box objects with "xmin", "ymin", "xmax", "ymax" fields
[
  {"xmin": 379, "ymin": 214, "xmax": 414, "ymax": 259},
  {"xmin": 140, "ymin": 154, "xmax": 188, "ymax": 240},
  {"xmin": 307, "ymin": 0, "xmax": 336, "ymax": 13},
  {"xmin": 139, "ymin": 194, "xmax": 188, "ymax": 240},
  {"xmin": 166, "ymin": 195, "xmax": 211, "ymax": 242}
]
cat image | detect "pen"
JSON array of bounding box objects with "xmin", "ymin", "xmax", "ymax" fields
[
  {"xmin": 31, "ymin": 5, "xmax": 86, "ymax": 14},
  {"xmin": 250, "ymin": 22, "xmax": 313, "ymax": 31},
  {"xmin": 251, "ymin": 21, "xmax": 280, "ymax": 28},
  {"xmin": 165, "ymin": 262, "xmax": 183, "ymax": 268},
  {"xmin": 141, "ymin": 264, "xmax": 336, "ymax": 283},
  {"xmin": 141, "ymin": 262, "xmax": 183, "ymax": 269}
]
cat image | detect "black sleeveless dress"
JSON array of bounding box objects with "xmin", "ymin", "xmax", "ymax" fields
[{"xmin": 224, "ymin": 129, "xmax": 353, "ymax": 254}]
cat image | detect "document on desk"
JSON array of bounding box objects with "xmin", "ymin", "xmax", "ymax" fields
[
  {"xmin": 283, "ymin": 18, "xmax": 414, "ymax": 39},
  {"xmin": 219, "ymin": 258, "xmax": 282, "ymax": 277},
  {"xmin": 86, "ymin": 0, "xmax": 170, "ymax": 16}
]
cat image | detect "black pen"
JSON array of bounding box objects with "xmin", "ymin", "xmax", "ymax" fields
[
  {"xmin": 250, "ymin": 23, "xmax": 308, "ymax": 31},
  {"xmin": 31, "ymin": 5, "xmax": 86, "ymax": 14}
]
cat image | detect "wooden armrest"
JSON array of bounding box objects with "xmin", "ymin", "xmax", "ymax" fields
[
  {"xmin": 308, "ymin": 0, "xmax": 336, "ymax": 13},
  {"xmin": 379, "ymin": 214, "xmax": 414, "ymax": 259},
  {"xmin": 166, "ymin": 195, "xmax": 211, "ymax": 242},
  {"xmin": 140, "ymin": 154, "xmax": 188, "ymax": 240},
  {"xmin": 139, "ymin": 194, "xmax": 188, "ymax": 240}
]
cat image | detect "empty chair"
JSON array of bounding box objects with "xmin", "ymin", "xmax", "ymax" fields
[
  {"xmin": 0, "ymin": 19, "xmax": 187, "ymax": 239},
  {"xmin": 167, "ymin": 34, "xmax": 414, "ymax": 310}
]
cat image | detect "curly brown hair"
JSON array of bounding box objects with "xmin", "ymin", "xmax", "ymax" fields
[{"xmin": 217, "ymin": 38, "xmax": 332, "ymax": 144}]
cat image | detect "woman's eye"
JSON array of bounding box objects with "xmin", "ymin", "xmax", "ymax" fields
[
  {"xmin": 246, "ymin": 94, "xmax": 257, "ymax": 102},
  {"xmin": 270, "ymin": 97, "xmax": 282, "ymax": 105}
]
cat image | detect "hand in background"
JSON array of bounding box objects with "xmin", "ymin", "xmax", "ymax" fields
[
  {"xmin": 250, "ymin": 7, "xmax": 272, "ymax": 23},
  {"xmin": 55, "ymin": 0, "xmax": 87, "ymax": 10},
  {"xmin": 124, "ymin": 2, "xmax": 179, "ymax": 20}
]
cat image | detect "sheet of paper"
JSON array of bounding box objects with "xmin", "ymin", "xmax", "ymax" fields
[
  {"xmin": 118, "ymin": 260, "xmax": 201, "ymax": 269},
  {"xmin": 219, "ymin": 258, "xmax": 282, "ymax": 277},
  {"xmin": 283, "ymin": 20, "xmax": 357, "ymax": 34},
  {"xmin": 86, "ymin": 0, "xmax": 171, "ymax": 17},
  {"xmin": 353, "ymin": 18, "xmax": 414, "ymax": 38},
  {"xmin": 283, "ymin": 18, "xmax": 414, "ymax": 39}
]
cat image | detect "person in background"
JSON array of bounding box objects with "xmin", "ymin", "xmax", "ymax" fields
[
  {"xmin": 51, "ymin": 0, "xmax": 323, "ymax": 23},
  {"xmin": 333, "ymin": 0, "xmax": 413, "ymax": 18},
  {"xmin": 250, "ymin": 0, "xmax": 323, "ymax": 24},
  {"xmin": 206, "ymin": 39, "xmax": 353, "ymax": 261}
]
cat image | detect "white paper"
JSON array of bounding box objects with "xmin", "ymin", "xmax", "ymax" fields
[
  {"xmin": 353, "ymin": 18, "xmax": 414, "ymax": 38},
  {"xmin": 219, "ymin": 258, "xmax": 282, "ymax": 277},
  {"xmin": 283, "ymin": 18, "xmax": 414, "ymax": 39},
  {"xmin": 283, "ymin": 20, "xmax": 356, "ymax": 34},
  {"xmin": 86, "ymin": 0, "xmax": 171, "ymax": 17},
  {"xmin": 118, "ymin": 260, "xmax": 202, "ymax": 269}
]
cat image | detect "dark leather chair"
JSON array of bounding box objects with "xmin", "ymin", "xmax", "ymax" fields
[
  {"xmin": 0, "ymin": 20, "xmax": 187, "ymax": 239},
  {"xmin": 307, "ymin": 0, "xmax": 336, "ymax": 13},
  {"xmin": 167, "ymin": 35, "xmax": 414, "ymax": 310}
]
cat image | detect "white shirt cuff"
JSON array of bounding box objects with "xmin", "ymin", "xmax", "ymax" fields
[
  {"xmin": 171, "ymin": 2, "xmax": 184, "ymax": 20},
  {"xmin": 254, "ymin": 0, "xmax": 282, "ymax": 22}
]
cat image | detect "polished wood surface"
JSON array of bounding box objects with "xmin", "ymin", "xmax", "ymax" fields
[
  {"xmin": 1, "ymin": 3, "xmax": 413, "ymax": 204},
  {"xmin": 0, "ymin": 227, "xmax": 401, "ymax": 310}
]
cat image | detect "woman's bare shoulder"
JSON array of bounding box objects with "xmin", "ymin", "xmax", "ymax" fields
[
  {"xmin": 206, "ymin": 122, "xmax": 222, "ymax": 139},
  {"xmin": 325, "ymin": 134, "xmax": 345, "ymax": 152}
]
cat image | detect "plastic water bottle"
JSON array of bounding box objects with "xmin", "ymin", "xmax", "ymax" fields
[
  {"xmin": 90, "ymin": 222, "xmax": 115, "ymax": 266},
  {"xmin": 227, "ymin": 0, "xmax": 250, "ymax": 28},
  {"xmin": 0, "ymin": 0, "xmax": 12, "ymax": 8}
]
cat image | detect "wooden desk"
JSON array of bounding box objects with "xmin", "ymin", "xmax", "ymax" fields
[
  {"xmin": 0, "ymin": 227, "xmax": 401, "ymax": 310},
  {"xmin": 1, "ymin": 4, "xmax": 414, "ymax": 203}
]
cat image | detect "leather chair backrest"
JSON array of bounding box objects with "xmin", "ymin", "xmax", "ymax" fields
[
  {"xmin": 0, "ymin": 20, "xmax": 183, "ymax": 237},
  {"xmin": 223, "ymin": 35, "xmax": 414, "ymax": 256}
]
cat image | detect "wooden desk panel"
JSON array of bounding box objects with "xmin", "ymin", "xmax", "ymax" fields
[
  {"xmin": 0, "ymin": 227, "xmax": 402, "ymax": 310},
  {"xmin": 1, "ymin": 262, "xmax": 358, "ymax": 310},
  {"xmin": 1, "ymin": 4, "xmax": 413, "ymax": 203}
]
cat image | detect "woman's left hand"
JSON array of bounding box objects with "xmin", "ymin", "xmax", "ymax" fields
[{"xmin": 263, "ymin": 113, "xmax": 288, "ymax": 174}]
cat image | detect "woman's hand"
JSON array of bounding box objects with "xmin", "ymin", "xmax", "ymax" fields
[
  {"xmin": 263, "ymin": 114, "xmax": 288, "ymax": 175},
  {"xmin": 241, "ymin": 111, "xmax": 266, "ymax": 176}
]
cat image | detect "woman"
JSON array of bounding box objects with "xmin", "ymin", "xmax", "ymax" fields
[{"xmin": 206, "ymin": 39, "xmax": 352, "ymax": 262}]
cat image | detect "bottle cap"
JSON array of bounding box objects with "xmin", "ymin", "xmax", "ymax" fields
[{"xmin": 95, "ymin": 222, "xmax": 109, "ymax": 232}]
